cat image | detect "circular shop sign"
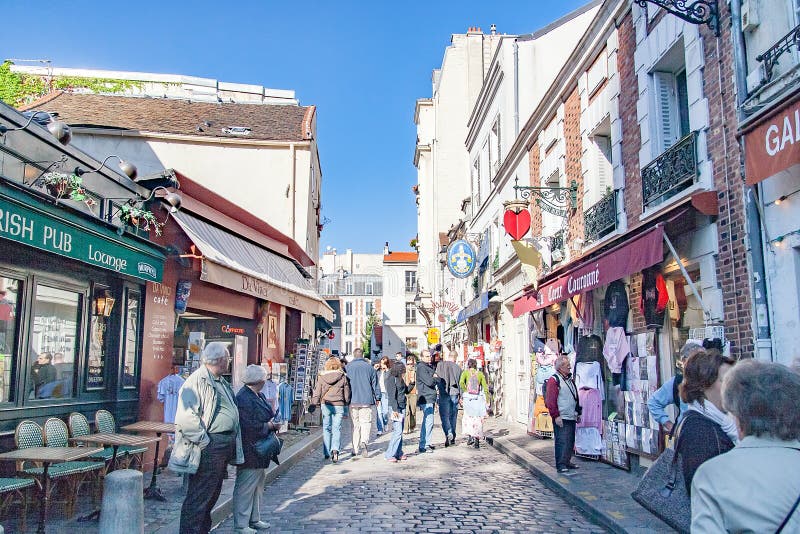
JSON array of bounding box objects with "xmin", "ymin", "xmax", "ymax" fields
[{"xmin": 446, "ymin": 239, "xmax": 477, "ymax": 279}]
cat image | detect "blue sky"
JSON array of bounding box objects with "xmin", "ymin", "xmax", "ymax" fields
[{"xmin": 4, "ymin": 0, "xmax": 590, "ymax": 254}]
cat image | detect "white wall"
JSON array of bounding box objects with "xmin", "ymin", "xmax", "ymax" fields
[{"xmin": 382, "ymin": 261, "xmax": 425, "ymax": 353}]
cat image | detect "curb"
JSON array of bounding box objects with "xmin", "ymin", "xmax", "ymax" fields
[
  {"xmin": 210, "ymin": 429, "xmax": 323, "ymax": 528},
  {"xmin": 486, "ymin": 434, "xmax": 628, "ymax": 534}
]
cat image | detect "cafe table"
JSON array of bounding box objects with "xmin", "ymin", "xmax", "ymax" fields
[
  {"xmin": 0, "ymin": 446, "xmax": 103, "ymax": 534},
  {"xmin": 120, "ymin": 421, "xmax": 176, "ymax": 501},
  {"xmin": 69, "ymin": 432, "xmax": 159, "ymax": 472}
]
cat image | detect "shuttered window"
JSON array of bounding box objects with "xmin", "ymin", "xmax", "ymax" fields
[{"xmin": 653, "ymin": 69, "xmax": 690, "ymax": 154}]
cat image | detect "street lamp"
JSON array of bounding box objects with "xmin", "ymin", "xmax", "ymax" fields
[{"xmin": 0, "ymin": 111, "xmax": 72, "ymax": 145}]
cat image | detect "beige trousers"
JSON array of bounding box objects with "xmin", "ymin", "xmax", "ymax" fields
[
  {"xmin": 232, "ymin": 467, "xmax": 266, "ymax": 529},
  {"xmin": 350, "ymin": 406, "xmax": 374, "ymax": 452}
]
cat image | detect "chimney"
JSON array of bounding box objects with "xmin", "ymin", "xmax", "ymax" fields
[
  {"xmin": 490, "ymin": 24, "xmax": 497, "ymax": 35},
  {"xmin": 383, "ymin": 241, "xmax": 390, "ymax": 255}
]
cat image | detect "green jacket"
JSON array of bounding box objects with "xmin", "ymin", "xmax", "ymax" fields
[{"xmin": 459, "ymin": 369, "xmax": 490, "ymax": 403}]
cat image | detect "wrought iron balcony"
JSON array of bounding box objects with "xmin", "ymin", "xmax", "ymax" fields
[
  {"xmin": 757, "ymin": 22, "xmax": 800, "ymax": 86},
  {"xmin": 641, "ymin": 131, "xmax": 698, "ymax": 210},
  {"xmin": 584, "ymin": 192, "xmax": 617, "ymax": 244}
]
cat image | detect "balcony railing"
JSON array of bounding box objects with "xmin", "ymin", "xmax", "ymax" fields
[
  {"xmin": 757, "ymin": 22, "xmax": 800, "ymax": 86},
  {"xmin": 584, "ymin": 192, "xmax": 617, "ymax": 244},
  {"xmin": 641, "ymin": 131, "xmax": 698, "ymax": 210}
]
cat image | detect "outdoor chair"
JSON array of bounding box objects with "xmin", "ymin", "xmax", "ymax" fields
[
  {"xmin": 43, "ymin": 417, "xmax": 105, "ymax": 516},
  {"xmin": 95, "ymin": 409, "xmax": 147, "ymax": 469},
  {"xmin": 68, "ymin": 412, "xmax": 115, "ymax": 471},
  {"xmin": 0, "ymin": 476, "xmax": 35, "ymax": 532}
]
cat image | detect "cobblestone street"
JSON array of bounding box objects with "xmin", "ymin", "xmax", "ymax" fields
[{"xmin": 215, "ymin": 422, "xmax": 608, "ymax": 533}]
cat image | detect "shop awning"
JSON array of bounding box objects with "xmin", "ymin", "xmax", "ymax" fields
[
  {"xmin": 512, "ymin": 224, "xmax": 665, "ymax": 317},
  {"xmin": 172, "ymin": 211, "xmax": 334, "ymax": 320},
  {"xmin": 743, "ymin": 90, "xmax": 800, "ymax": 185},
  {"xmin": 456, "ymin": 292, "xmax": 490, "ymax": 323}
]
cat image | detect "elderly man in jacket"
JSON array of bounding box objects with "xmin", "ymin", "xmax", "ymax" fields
[
  {"xmin": 345, "ymin": 348, "xmax": 380, "ymax": 458},
  {"xmin": 544, "ymin": 354, "xmax": 580, "ymax": 474},
  {"xmin": 170, "ymin": 342, "xmax": 244, "ymax": 534}
]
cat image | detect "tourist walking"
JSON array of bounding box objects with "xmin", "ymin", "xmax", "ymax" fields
[
  {"xmin": 232, "ymin": 365, "xmax": 278, "ymax": 533},
  {"xmin": 310, "ymin": 357, "xmax": 351, "ymax": 463},
  {"xmin": 171, "ymin": 342, "xmax": 244, "ymax": 534},
  {"xmin": 437, "ymin": 350, "xmax": 462, "ymax": 446},
  {"xmin": 375, "ymin": 356, "xmax": 391, "ymax": 435},
  {"xmin": 416, "ymin": 349, "xmax": 438, "ymax": 453},
  {"xmin": 345, "ymin": 348, "xmax": 380, "ymax": 458},
  {"xmin": 675, "ymin": 349, "xmax": 737, "ymax": 493},
  {"xmin": 544, "ymin": 354, "xmax": 581, "ymax": 473},
  {"xmin": 691, "ymin": 360, "xmax": 800, "ymax": 532},
  {"xmin": 648, "ymin": 341, "xmax": 703, "ymax": 432},
  {"xmin": 384, "ymin": 358, "xmax": 408, "ymax": 462},
  {"xmin": 404, "ymin": 354, "xmax": 417, "ymax": 434},
  {"xmin": 459, "ymin": 358, "xmax": 489, "ymax": 449}
]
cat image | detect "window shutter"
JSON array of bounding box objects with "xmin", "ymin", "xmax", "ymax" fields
[
  {"xmin": 596, "ymin": 136, "xmax": 612, "ymax": 194},
  {"xmin": 653, "ymin": 71, "xmax": 679, "ymax": 153}
]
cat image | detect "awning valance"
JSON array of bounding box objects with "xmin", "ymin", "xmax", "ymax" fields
[
  {"xmin": 172, "ymin": 211, "xmax": 333, "ymax": 320},
  {"xmin": 512, "ymin": 224, "xmax": 665, "ymax": 317},
  {"xmin": 456, "ymin": 292, "xmax": 490, "ymax": 323}
]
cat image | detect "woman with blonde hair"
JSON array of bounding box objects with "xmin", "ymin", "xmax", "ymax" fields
[{"xmin": 310, "ymin": 357, "xmax": 351, "ymax": 463}]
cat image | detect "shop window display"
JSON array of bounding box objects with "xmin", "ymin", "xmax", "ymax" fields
[
  {"xmin": 122, "ymin": 291, "xmax": 141, "ymax": 389},
  {"xmin": 29, "ymin": 285, "xmax": 81, "ymax": 400},
  {"xmin": 87, "ymin": 284, "xmax": 112, "ymax": 390},
  {"xmin": 0, "ymin": 277, "xmax": 21, "ymax": 403}
]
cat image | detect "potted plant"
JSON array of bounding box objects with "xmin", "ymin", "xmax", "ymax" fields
[{"xmin": 118, "ymin": 203, "xmax": 164, "ymax": 236}]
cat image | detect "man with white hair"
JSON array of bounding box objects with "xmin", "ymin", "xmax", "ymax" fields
[
  {"xmin": 544, "ymin": 354, "xmax": 580, "ymax": 473},
  {"xmin": 437, "ymin": 350, "xmax": 462, "ymax": 447},
  {"xmin": 170, "ymin": 342, "xmax": 244, "ymax": 534}
]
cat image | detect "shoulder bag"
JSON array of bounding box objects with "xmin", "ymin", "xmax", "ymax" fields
[
  {"xmin": 776, "ymin": 448, "xmax": 800, "ymax": 534},
  {"xmin": 631, "ymin": 417, "xmax": 691, "ymax": 534}
]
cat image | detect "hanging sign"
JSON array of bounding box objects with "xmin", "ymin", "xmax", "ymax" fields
[
  {"xmin": 503, "ymin": 208, "xmax": 532, "ymax": 240},
  {"xmin": 427, "ymin": 327, "xmax": 441, "ymax": 345},
  {"xmin": 446, "ymin": 239, "xmax": 477, "ymax": 278}
]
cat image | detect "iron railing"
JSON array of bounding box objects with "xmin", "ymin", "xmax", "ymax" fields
[
  {"xmin": 584, "ymin": 192, "xmax": 617, "ymax": 244},
  {"xmin": 641, "ymin": 131, "xmax": 698, "ymax": 210},
  {"xmin": 757, "ymin": 22, "xmax": 800, "ymax": 86}
]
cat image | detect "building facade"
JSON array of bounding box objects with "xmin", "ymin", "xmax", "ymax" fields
[{"xmin": 382, "ymin": 251, "xmax": 425, "ymax": 356}]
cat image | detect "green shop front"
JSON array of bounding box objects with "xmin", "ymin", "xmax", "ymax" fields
[{"xmin": 0, "ymin": 179, "xmax": 165, "ymax": 445}]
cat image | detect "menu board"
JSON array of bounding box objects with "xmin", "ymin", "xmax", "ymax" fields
[{"xmin": 147, "ymin": 282, "xmax": 174, "ymax": 362}]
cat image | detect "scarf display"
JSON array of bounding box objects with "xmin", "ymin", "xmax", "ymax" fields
[{"xmin": 687, "ymin": 400, "xmax": 739, "ymax": 444}]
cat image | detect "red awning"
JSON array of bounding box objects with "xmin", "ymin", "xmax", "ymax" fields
[{"xmin": 512, "ymin": 224, "xmax": 665, "ymax": 317}]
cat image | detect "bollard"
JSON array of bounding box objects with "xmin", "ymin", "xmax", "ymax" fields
[{"xmin": 99, "ymin": 469, "xmax": 144, "ymax": 534}]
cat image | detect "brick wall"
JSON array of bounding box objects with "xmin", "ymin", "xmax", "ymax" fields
[
  {"xmin": 528, "ymin": 140, "xmax": 543, "ymax": 235},
  {"xmin": 564, "ymin": 88, "xmax": 585, "ymax": 244},
  {"xmin": 617, "ymin": 12, "xmax": 643, "ymax": 227},
  {"xmin": 699, "ymin": 3, "xmax": 754, "ymax": 358}
]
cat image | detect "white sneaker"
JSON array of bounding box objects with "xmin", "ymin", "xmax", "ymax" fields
[{"xmin": 234, "ymin": 528, "xmax": 257, "ymax": 534}]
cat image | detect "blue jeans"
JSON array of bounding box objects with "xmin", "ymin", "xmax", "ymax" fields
[
  {"xmin": 439, "ymin": 393, "xmax": 460, "ymax": 438},
  {"xmin": 376, "ymin": 396, "xmax": 389, "ymax": 433},
  {"xmin": 418, "ymin": 403, "xmax": 435, "ymax": 451},
  {"xmin": 321, "ymin": 405, "xmax": 345, "ymax": 456},
  {"xmin": 384, "ymin": 413, "xmax": 405, "ymax": 459}
]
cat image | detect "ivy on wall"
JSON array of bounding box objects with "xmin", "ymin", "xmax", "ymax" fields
[{"xmin": 0, "ymin": 61, "xmax": 143, "ymax": 107}]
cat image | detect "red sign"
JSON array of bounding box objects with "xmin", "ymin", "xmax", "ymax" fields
[
  {"xmin": 745, "ymin": 93, "xmax": 800, "ymax": 185},
  {"xmin": 222, "ymin": 324, "xmax": 246, "ymax": 335},
  {"xmin": 327, "ymin": 331, "xmax": 335, "ymax": 340},
  {"xmin": 503, "ymin": 209, "xmax": 532, "ymax": 241},
  {"xmin": 512, "ymin": 225, "xmax": 664, "ymax": 317}
]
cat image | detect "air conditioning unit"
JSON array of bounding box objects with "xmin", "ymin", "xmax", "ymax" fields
[{"xmin": 742, "ymin": 0, "xmax": 759, "ymax": 32}]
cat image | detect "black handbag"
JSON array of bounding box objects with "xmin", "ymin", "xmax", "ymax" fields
[
  {"xmin": 254, "ymin": 432, "xmax": 283, "ymax": 464},
  {"xmin": 631, "ymin": 419, "xmax": 690, "ymax": 534}
]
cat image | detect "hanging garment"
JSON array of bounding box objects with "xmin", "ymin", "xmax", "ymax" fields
[
  {"xmin": 561, "ymin": 302, "xmax": 575, "ymax": 354},
  {"xmin": 157, "ymin": 373, "xmax": 185, "ymax": 424},
  {"xmin": 603, "ymin": 327, "xmax": 630, "ymax": 373},
  {"xmin": 545, "ymin": 338, "xmax": 561, "ymax": 357},
  {"xmin": 576, "ymin": 335, "xmax": 604, "ymax": 364},
  {"xmin": 576, "ymin": 388, "xmax": 603, "ymax": 429},
  {"xmin": 277, "ymin": 380, "xmax": 293, "ymax": 422},
  {"xmin": 577, "ymin": 290, "xmax": 594, "ymax": 331},
  {"xmin": 575, "ymin": 361, "xmax": 603, "ymax": 392},
  {"xmin": 545, "ymin": 313, "xmax": 560, "ymax": 339},
  {"xmin": 665, "ymin": 279, "xmax": 680, "ymax": 321},
  {"xmin": 640, "ymin": 268, "xmax": 669, "ymax": 329},
  {"xmin": 531, "ymin": 311, "xmax": 546, "ymax": 339},
  {"xmin": 575, "ymin": 428, "xmax": 603, "ymax": 455},
  {"xmin": 604, "ymin": 279, "xmax": 629, "ymax": 328},
  {"xmin": 261, "ymin": 378, "xmax": 279, "ymax": 412}
]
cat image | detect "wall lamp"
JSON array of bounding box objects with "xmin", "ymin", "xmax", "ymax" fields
[
  {"xmin": 0, "ymin": 111, "xmax": 72, "ymax": 146},
  {"xmin": 75, "ymin": 154, "xmax": 138, "ymax": 180},
  {"xmin": 143, "ymin": 186, "xmax": 183, "ymax": 213},
  {"xmin": 94, "ymin": 290, "xmax": 116, "ymax": 317}
]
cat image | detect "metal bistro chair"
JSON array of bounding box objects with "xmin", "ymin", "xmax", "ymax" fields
[
  {"xmin": 68, "ymin": 412, "xmax": 115, "ymax": 472},
  {"xmin": 95, "ymin": 409, "xmax": 147, "ymax": 470},
  {"xmin": 43, "ymin": 418, "xmax": 105, "ymax": 516},
  {"xmin": 0, "ymin": 476, "xmax": 35, "ymax": 532}
]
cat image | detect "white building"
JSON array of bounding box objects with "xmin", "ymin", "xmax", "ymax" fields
[{"xmin": 381, "ymin": 248, "xmax": 425, "ymax": 355}]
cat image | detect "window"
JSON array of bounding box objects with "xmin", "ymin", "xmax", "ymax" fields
[
  {"xmin": 345, "ymin": 321, "xmax": 353, "ymax": 335},
  {"xmin": 365, "ymin": 282, "xmax": 373, "ymax": 295},
  {"xmin": 405, "ymin": 337, "xmax": 418, "ymax": 352},
  {"xmin": 345, "ymin": 282, "xmax": 353, "ymax": 295},
  {"xmin": 325, "ymin": 282, "xmax": 335, "ymax": 295},
  {"xmin": 121, "ymin": 290, "xmax": 141, "ymax": 389},
  {"xmin": 653, "ymin": 69, "xmax": 690, "ymax": 154},
  {"xmin": 0, "ymin": 277, "xmax": 22, "ymax": 403},
  {"xmin": 491, "ymin": 117, "xmax": 501, "ymax": 172},
  {"xmin": 405, "ymin": 302, "xmax": 417, "ymax": 325},
  {"xmin": 345, "ymin": 302, "xmax": 353, "ymax": 316},
  {"xmin": 405, "ymin": 271, "xmax": 416, "ymax": 293},
  {"xmin": 87, "ymin": 284, "xmax": 111, "ymax": 390},
  {"xmin": 480, "ymin": 141, "xmax": 491, "ymax": 198},
  {"xmin": 29, "ymin": 285, "xmax": 81, "ymax": 400},
  {"xmin": 365, "ymin": 301, "xmax": 374, "ymax": 316},
  {"xmin": 472, "ymin": 158, "xmax": 481, "ymax": 207},
  {"xmin": 345, "ymin": 341, "xmax": 353, "ymax": 354},
  {"xmin": 584, "ymin": 133, "xmax": 613, "ymax": 209}
]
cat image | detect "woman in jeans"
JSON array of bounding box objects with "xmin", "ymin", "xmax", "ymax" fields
[
  {"xmin": 459, "ymin": 358, "xmax": 490, "ymax": 449},
  {"xmin": 384, "ymin": 359, "xmax": 408, "ymax": 462},
  {"xmin": 311, "ymin": 357, "xmax": 351, "ymax": 463},
  {"xmin": 375, "ymin": 356, "xmax": 391, "ymax": 435},
  {"xmin": 404, "ymin": 354, "xmax": 418, "ymax": 434}
]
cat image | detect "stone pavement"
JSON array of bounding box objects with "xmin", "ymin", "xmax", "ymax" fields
[
  {"xmin": 214, "ymin": 418, "xmax": 609, "ymax": 533},
  {"xmin": 0, "ymin": 428, "xmax": 316, "ymax": 534},
  {"xmin": 483, "ymin": 418, "xmax": 675, "ymax": 534}
]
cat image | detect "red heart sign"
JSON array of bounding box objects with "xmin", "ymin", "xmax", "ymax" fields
[{"xmin": 503, "ymin": 208, "xmax": 531, "ymax": 241}]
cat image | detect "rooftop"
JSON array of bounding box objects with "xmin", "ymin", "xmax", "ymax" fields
[{"xmin": 383, "ymin": 252, "xmax": 418, "ymax": 263}]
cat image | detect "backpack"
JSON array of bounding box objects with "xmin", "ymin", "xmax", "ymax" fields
[
  {"xmin": 541, "ymin": 374, "xmax": 557, "ymax": 400},
  {"xmin": 466, "ymin": 371, "xmax": 481, "ymax": 395}
]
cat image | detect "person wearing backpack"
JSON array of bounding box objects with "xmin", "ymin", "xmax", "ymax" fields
[
  {"xmin": 648, "ymin": 341, "xmax": 702, "ymax": 432},
  {"xmin": 544, "ymin": 354, "xmax": 581, "ymax": 473},
  {"xmin": 458, "ymin": 358, "xmax": 489, "ymax": 449}
]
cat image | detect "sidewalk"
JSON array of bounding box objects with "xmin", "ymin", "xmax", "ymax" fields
[
  {"xmin": 0, "ymin": 428, "xmax": 321, "ymax": 533},
  {"xmin": 484, "ymin": 418, "xmax": 675, "ymax": 534}
]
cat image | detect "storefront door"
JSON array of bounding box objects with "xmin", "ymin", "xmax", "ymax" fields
[{"xmin": 515, "ymin": 315, "xmax": 530, "ymax": 423}]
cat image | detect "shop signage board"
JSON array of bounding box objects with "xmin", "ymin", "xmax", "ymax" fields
[
  {"xmin": 0, "ymin": 184, "xmax": 164, "ymax": 282},
  {"xmin": 456, "ymin": 292, "xmax": 489, "ymax": 324},
  {"xmin": 293, "ymin": 343, "xmax": 309, "ymax": 401},
  {"xmin": 446, "ymin": 240, "xmax": 477, "ymax": 278},
  {"xmin": 426, "ymin": 328, "xmax": 440, "ymax": 345},
  {"xmin": 744, "ymin": 92, "xmax": 800, "ymax": 185},
  {"xmin": 512, "ymin": 225, "xmax": 664, "ymax": 316}
]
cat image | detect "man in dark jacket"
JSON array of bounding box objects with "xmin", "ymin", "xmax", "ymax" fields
[
  {"xmin": 345, "ymin": 348, "xmax": 380, "ymax": 458},
  {"xmin": 437, "ymin": 350, "xmax": 462, "ymax": 447},
  {"xmin": 416, "ymin": 349, "xmax": 438, "ymax": 453}
]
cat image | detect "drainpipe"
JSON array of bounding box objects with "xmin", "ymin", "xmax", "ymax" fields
[
  {"xmin": 290, "ymin": 142, "xmax": 297, "ymax": 241},
  {"xmin": 730, "ymin": 0, "xmax": 772, "ymax": 359},
  {"xmin": 513, "ymin": 38, "xmax": 520, "ymax": 136}
]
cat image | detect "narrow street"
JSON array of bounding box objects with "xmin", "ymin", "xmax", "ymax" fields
[{"xmin": 215, "ymin": 423, "xmax": 608, "ymax": 533}]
